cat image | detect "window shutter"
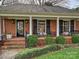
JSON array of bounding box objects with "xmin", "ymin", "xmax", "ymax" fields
[
  {"xmin": 33, "ymin": 19, "xmax": 37, "ymax": 34},
  {"xmin": 70, "ymin": 20, "xmax": 74, "ymax": 33},
  {"xmin": 46, "ymin": 20, "xmax": 50, "ymax": 34},
  {"xmin": 59, "ymin": 20, "xmax": 63, "ymax": 34}
]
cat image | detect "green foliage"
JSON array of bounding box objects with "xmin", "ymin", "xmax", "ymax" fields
[
  {"xmin": 56, "ymin": 36, "xmax": 66, "ymax": 44},
  {"xmin": 27, "ymin": 35, "xmax": 38, "ymax": 47},
  {"xmin": 35, "ymin": 48, "xmax": 79, "ymax": 59},
  {"xmin": 45, "ymin": 35, "xmax": 55, "ymax": 45},
  {"xmin": 15, "ymin": 45, "xmax": 60, "ymax": 59},
  {"xmin": 72, "ymin": 34, "xmax": 79, "ymax": 43}
]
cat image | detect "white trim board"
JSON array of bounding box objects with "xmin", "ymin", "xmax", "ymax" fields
[{"xmin": 1, "ymin": 14, "xmax": 79, "ymax": 18}]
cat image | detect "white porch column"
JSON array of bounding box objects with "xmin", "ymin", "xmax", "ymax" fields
[
  {"xmin": 56, "ymin": 17, "xmax": 59, "ymax": 36},
  {"xmin": 3, "ymin": 18, "xmax": 5, "ymax": 34},
  {"xmin": 69, "ymin": 20, "xmax": 71, "ymax": 32},
  {"xmin": 74, "ymin": 20, "xmax": 76, "ymax": 30},
  {"xmin": 0, "ymin": 17, "xmax": 2, "ymax": 40},
  {"xmin": 29, "ymin": 16, "xmax": 32, "ymax": 35}
]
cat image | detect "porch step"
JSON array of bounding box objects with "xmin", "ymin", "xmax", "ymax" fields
[
  {"xmin": 1, "ymin": 45, "xmax": 25, "ymax": 49},
  {"xmin": 3, "ymin": 40, "xmax": 25, "ymax": 45},
  {"xmin": 2, "ymin": 38, "xmax": 26, "ymax": 49}
]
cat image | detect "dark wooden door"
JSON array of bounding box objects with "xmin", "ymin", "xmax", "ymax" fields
[{"xmin": 17, "ymin": 20, "xmax": 24, "ymax": 37}]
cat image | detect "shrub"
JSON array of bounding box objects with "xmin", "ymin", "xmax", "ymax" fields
[
  {"xmin": 72, "ymin": 34, "xmax": 79, "ymax": 43},
  {"xmin": 45, "ymin": 35, "xmax": 55, "ymax": 45},
  {"xmin": 27, "ymin": 35, "xmax": 38, "ymax": 48},
  {"xmin": 15, "ymin": 45, "xmax": 60, "ymax": 59},
  {"xmin": 56, "ymin": 36, "xmax": 66, "ymax": 44}
]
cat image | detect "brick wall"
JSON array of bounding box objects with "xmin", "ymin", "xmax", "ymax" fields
[
  {"xmin": 5, "ymin": 19, "xmax": 16, "ymax": 37},
  {"xmin": 76, "ymin": 20, "xmax": 79, "ymax": 30},
  {"xmin": 24, "ymin": 20, "xmax": 29, "ymax": 34}
]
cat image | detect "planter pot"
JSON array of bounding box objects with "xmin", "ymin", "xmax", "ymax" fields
[
  {"xmin": 6, "ymin": 34, "xmax": 12, "ymax": 39},
  {"xmin": 66, "ymin": 38, "xmax": 72, "ymax": 44},
  {"xmin": 37, "ymin": 39, "xmax": 45, "ymax": 47}
]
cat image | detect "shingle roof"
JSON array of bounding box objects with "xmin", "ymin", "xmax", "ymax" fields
[{"xmin": 0, "ymin": 3, "xmax": 73, "ymax": 14}]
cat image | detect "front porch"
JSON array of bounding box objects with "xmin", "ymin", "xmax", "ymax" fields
[
  {"xmin": 1, "ymin": 16, "xmax": 79, "ymax": 38},
  {"xmin": 0, "ymin": 16, "xmax": 79, "ymax": 48},
  {"xmin": 0, "ymin": 36, "xmax": 72, "ymax": 49}
]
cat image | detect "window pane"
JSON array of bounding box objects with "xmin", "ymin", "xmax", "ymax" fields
[{"xmin": 63, "ymin": 21, "xmax": 69, "ymax": 32}]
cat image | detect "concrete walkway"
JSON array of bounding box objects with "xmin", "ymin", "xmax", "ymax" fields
[{"xmin": 0, "ymin": 49, "xmax": 22, "ymax": 59}]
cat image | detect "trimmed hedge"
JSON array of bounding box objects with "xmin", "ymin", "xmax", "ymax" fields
[
  {"xmin": 72, "ymin": 34, "xmax": 79, "ymax": 43},
  {"xmin": 27, "ymin": 35, "xmax": 38, "ymax": 48},
  {"xmin": 45, "ymin": 35, "xmax": 55, "ymax": 45},
  {"xmin": 56, "ymin": 36, "xmax": 66, "ymax": 44},
  {"xmin": 15, "ymin": 45, "xmax": 61, "ymax": 59}
]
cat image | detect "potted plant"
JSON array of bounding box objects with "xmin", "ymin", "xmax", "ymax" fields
[{"xmin": 6, "ymin": 32, "xmax": 12, "ymax": 39}]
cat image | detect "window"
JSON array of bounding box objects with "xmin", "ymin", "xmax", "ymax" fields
[
  {"xmin": 37, "ymin": 20, "xmax": 46, "ymax": 35},
  {"xmin": 63, "ymin": 21, "xmax": 70, "ymax": 32},
  {"xmin": 60, "ymin": 20, "xmax": 74, "ymax": 35},
  {"xmin": 60, "ymin": 20, "xmax": 70, "ymax": 35}
]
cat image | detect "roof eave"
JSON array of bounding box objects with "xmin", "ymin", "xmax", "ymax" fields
[{"xmin": 0, "ymin": 12, "xmax": 79, "ymax": 18}]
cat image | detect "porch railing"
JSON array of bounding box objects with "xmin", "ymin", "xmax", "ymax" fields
[{"xmin": 60, "ymin": 30, "xmax": 79, "ymax": 36}]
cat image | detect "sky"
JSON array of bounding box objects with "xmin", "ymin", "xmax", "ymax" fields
[
  {"xmin": 65, "ymin": 0, "xmax": 79, "ymax": 9},
  {"xmin": 0, "ymin": 0, "xmax": 79, "ymax": 9}
]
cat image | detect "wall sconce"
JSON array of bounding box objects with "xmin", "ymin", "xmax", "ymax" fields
[{"xmin": 12, "ymin": 19, "xmax": 15, "ymax": 24}]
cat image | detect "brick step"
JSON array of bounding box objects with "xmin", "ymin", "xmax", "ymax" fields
[
  {"xmin": 2, "ymin": 43, "xmax": 26, "ymax": 49},
  {"xmin": 1, "ymin": 38, "xmax": 26, "ymax": 49},
  {"xmin": 3, "ymin": 42, "xmax": 25, "ymax": 46},
  {"xmin": 3, "ymin": 39, "xmax": 25, "ymax": 45},
  {"xmin": 3, "ymin": 41, "xmax": 25, "ymax": 45},
  {"xmin": 3, "ymin": 39, "xmax": 25, "ymax": 42},
  {"xmin": 1, "ymin": 45, "xmax": 25, "ymax": 49}
]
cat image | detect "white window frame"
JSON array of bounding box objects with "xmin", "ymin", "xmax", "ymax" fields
[
  {"xmin": 37, "ymin": 20, "xmax": 46, "ymax": 35},
  {"xmin": 62, "ymin": 20, "xmax": 71, "ymax": 33}
]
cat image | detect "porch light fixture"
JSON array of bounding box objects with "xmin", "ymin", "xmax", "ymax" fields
[
  {"xmin": 25, "ymin": 20, "xmax": 29, "ymax": 24},
  {"xmin": 12, "ymin": 19, "xmax": 15, "ymax": 24}
]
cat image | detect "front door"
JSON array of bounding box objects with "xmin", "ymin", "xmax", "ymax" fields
[{"xmin": 17, "ymin": 20, "xmax": 24, "ymax": 37}]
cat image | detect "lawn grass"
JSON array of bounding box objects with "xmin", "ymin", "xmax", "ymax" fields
[{"xmin": 34, "ymin": 47, "xmax": 79, "ymax": 59}]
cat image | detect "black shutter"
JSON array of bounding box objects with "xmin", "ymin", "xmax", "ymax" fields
[
  {"xmin": 59, "ymin": 20, "xmax": 63, "ymax": 34},
  {"xmin": 46, "ymin": 20, "xmax": 50, "ymax": 34},
  {"xmin": 33, "ymin": 19, "xmax": 37, "ymax": 34},
  {"xmin": 70, "ymin": 20, "xmax": 74, "ymax": 33}
]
